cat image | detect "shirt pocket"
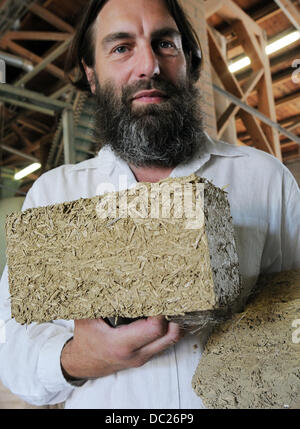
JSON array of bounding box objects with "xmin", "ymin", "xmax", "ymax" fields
[{"xmin": 232, "ymin": 215, "xmax": 269, "ymax": 307}]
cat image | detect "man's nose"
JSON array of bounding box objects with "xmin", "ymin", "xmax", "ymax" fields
[{"xmin": 134, "ymin": 45, "xmax": 160, "ymax": 79}]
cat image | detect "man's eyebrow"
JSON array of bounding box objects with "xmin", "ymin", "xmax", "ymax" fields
[
  {"xmin": 102, "ymin": 27, "xmax": 182, "ymax": 47},
  {"xmin": 151, "ymin": 27, "xmax": 182, "ymax": 40},
  {"xmin": 102, "ymin": 32, "xmax": 135, "ymax": 47}
]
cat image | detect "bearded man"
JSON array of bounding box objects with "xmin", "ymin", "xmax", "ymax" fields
[{"xmin": 0, "ymin": 0, "xmax": 299, "ymax": 409}]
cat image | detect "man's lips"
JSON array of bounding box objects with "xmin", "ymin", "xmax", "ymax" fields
[{"xmin": 132, "ymin": 90, "xmax": 167, "ymax": 103}]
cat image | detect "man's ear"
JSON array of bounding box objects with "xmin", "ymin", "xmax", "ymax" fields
[{"xmin": 82, "ymin": 60, "xmax": 96, "ymax": 94}]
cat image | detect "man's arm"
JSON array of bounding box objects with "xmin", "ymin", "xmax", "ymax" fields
[
  {"xmin": 280, "ymin": 170, "xmax": 300, "ymax": 270},
  {"xmin": 0, "ymin": 264, "xmax": 76, "ymax": 406},
  {"xmin": 261, "ymin": 167, "xmax": 300, "ymax": 273},
  {"xmin": 0, "ymin": 184, "xmax": 76, "ymax": 405}
]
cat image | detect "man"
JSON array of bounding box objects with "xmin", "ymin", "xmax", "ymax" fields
[{"xmin": 0, "ymin": 0, "xmax": 299, "ymax": 409}]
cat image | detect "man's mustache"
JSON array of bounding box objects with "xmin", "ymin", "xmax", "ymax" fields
[{"xmin": 121, "ymin": 78, "xmax": 182, "ymax": 104}]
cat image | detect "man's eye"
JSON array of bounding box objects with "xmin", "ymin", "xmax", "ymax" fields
[
  {"xmin": 113, "ymin": 46, "xmax": 128, "ymax": 54},
  {"xmin": 158, "ymin": 41, "xmax": 175, "ymax": 49}
]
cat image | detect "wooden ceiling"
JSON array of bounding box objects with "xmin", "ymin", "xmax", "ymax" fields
[
  {"xmin": 207, "ymin": 0, "xmax": 300, "ymax": 161},
  {"xmin": 0, "ymin": 0, "xmax": 299, "ymax": 196}
]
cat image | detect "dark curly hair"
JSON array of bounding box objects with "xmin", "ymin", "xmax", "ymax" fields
[{"xmin": 65, "ymin": 0, "xmax": 203, "ymax": 92}]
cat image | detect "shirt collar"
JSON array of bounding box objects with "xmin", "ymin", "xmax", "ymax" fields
[
  {"xmin": 69, "ymin": 145, "xmax": 116, "ymax": 174},
  {"xmin": 70, "ymin": 133, "xmax": 247, "ymax": 177},
  {"xmin": 204, "ymin": 133, "xmax": 247, "ymax": 158},
  {"xmin": 171, "ymin": 132, "xmax": 247, "ymax": 178}
]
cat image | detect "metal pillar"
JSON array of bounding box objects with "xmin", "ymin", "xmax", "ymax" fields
[{"xmin": 62, "ymin": 108, "xmax": 76, "ymax": 164}]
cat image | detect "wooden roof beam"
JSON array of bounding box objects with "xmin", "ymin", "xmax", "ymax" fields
[
  {"xmin": 279, "ymin": 114, "xmax": 300, "ymax": 128},
  {"xmin": 14, "ymin": 37, "xmax": 72, "ymax": 87},
  {"xmin": 0, "ymin": 154, "xmax": 20, "ymax": 167},
  {"xmin": 273, "ymin": 0, "xmax": 300, "ymax": 32},
  {"xmin": 209, "ymin": 2, "xmax": 281, "ymax": 42},
  {"xmin": 0, "ymin": 144, "xmax": 39, "ymax": 162},
  {"xmin": 206, "ymin": 0, "xmax": 263, "ymax": 36},
  {"xmin": 206, "ymin": 0, "xmax": 281, "ymax": 159},
  {"xmin": 208, "ymin": 26, "xmax": 275, "ymax": 156},
  {"xmin": 217, "ymin": 69, "xmax": 264, "ymax": 139},
  {"xmin": 1, "ymin": 132, "xmax": 17, "ymax": 145},
  {"xmin": 231, "ymin": 20, "xmax": 264, "ymax": 71},
  {"xmin": 0, "ymin": 130, "xmax": 54, "ymax": 168},
  {"xmin": 252, "ymin": 3, "xmax": 281, "ymax": 25},
  {"xmin": 212, "ymin": 1, "xmax": 298, "ymax": 55},
  {"xmin": 256, "ymin": 31, "xmax": 282, "ymax": 160},
  {"xmin": 17, "ymin": 118, "xmax": 50, "ymax": 134},
  {"xmin": 281, "ymin": 142, "xmax": 300, "ymax": 152},
  {"xmin": 215, "ymin": 83, "xmax": 300, "ymax": 149},
  {"xmin": 0, "ymin": 39, "xmax": 65, "ymax": 81},
  {"xmin": 29, "ymin": 133, "xmax": 55, "ymax": 153},
  {"xmin": 4, "ymin": 31, "xmax": 72, "ymax": 41},
  {"xmin": 49, "ymin": 83, "xmax": 73, "ymax": 99},
  {"xmin": 276, "ymin": 90, "xmax": 300, "ymax": 108},
  {"xmin": 28, "ymin": 4, "xmax": 74, "ymax": 34},
  {"xmin": 272, "ymin": 68, "xmax": 298, "ymax": 86},
  {"xmin": 11, "ymin": 123, "xmax": 36, "ymax": 152},
  {"xmin": 238, "ymin": 115, "xmax": 300, "ymax": 138},
  {"xmin": 287, "ymin": 122, "xmax": 300, "ymax": 132}
]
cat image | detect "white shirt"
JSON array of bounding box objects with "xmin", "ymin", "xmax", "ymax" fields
[{"xmin": 0, "ymin": 134, "xmax": 299, "ymax": 409}]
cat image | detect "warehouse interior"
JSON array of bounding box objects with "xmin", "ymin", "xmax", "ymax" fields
[{"xmin": 0, "ymin": 0, "xmax": 299, "ymax": 409}]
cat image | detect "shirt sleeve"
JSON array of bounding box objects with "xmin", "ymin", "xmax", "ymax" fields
[
  {"xmin": 280, "ymin": 169, "xmax": 300, "ymax": 270},
  {"xmin": 260, "ymin": 166, "xmax": 300, "ymax": 273},
  {"xmin": 0, "ymin": 181, "xmax": 75, "ymax": 406}
]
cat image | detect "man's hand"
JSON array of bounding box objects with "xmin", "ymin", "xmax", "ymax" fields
[{"xmin": 60, "ymin": 317, "xmax": 184, "ymax": 379}]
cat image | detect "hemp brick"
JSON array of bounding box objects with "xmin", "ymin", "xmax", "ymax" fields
[
  {"xmin": 5, "ymin": 174, "xmax": 241, "ymax": 325},
  {"xmin": 192, "ymin": 270, "xmax": 300, "ymax": 409}
]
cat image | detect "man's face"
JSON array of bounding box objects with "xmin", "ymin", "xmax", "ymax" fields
[
  {"xmin": 85, "ymin": 0, "xmax": 188, "ymax": 100},
  {"xmin": 85, "ymin": 0, "xmax": 205, "ymax": 168}
]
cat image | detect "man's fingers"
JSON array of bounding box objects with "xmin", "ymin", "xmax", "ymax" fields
[
  {"xmin": 74, "ymin": 316, "xmax": 183, "ymax": 363},
  {"xmin": 74, "ymin": 317, "xmax": 110, "ymax": 331},
  {"xmin": 113, "ymin": 316, "xmax": 169, "ymax": 351},
  {"xmin": 135, "ymin": 321, "xmax": 184, "ymax": 361},
  {"xmin": 72, "ymin": 316, "xmax": 184, "ymax": 374}
]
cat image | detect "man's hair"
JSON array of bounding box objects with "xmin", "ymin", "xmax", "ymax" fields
[{"xmin": 66, "ymin": 0, "xmax": 203, "ymax": 92}]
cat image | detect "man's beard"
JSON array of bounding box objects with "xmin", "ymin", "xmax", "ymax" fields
[{"xmin": 93, "ymin": 75, "xmax": 206, "ymax": 168}]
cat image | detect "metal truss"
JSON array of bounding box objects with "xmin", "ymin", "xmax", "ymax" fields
[{"xmin": 0, "ymin": 0, "xmax": 39, "ymax": 39}]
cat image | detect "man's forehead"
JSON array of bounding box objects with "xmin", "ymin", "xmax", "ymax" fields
[{"xmin": 95, "ymin": 0, "xmax": 179, "ymax": 38}]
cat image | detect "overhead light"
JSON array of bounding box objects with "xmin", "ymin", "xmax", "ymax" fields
[
  {"xmin": 265, "ymin": 30, "xmax": 300, "ymax": 55},
  {"xmin": 229, "ymin": 56, "xmax": 251, "ymax": 73},
  {"xmin": 14, "ymin": 163, "xmax": 41, "ymax": 180},
  {"xmin": 229, "ymin": 30, "xmax": 300, "ymax": 73}
]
